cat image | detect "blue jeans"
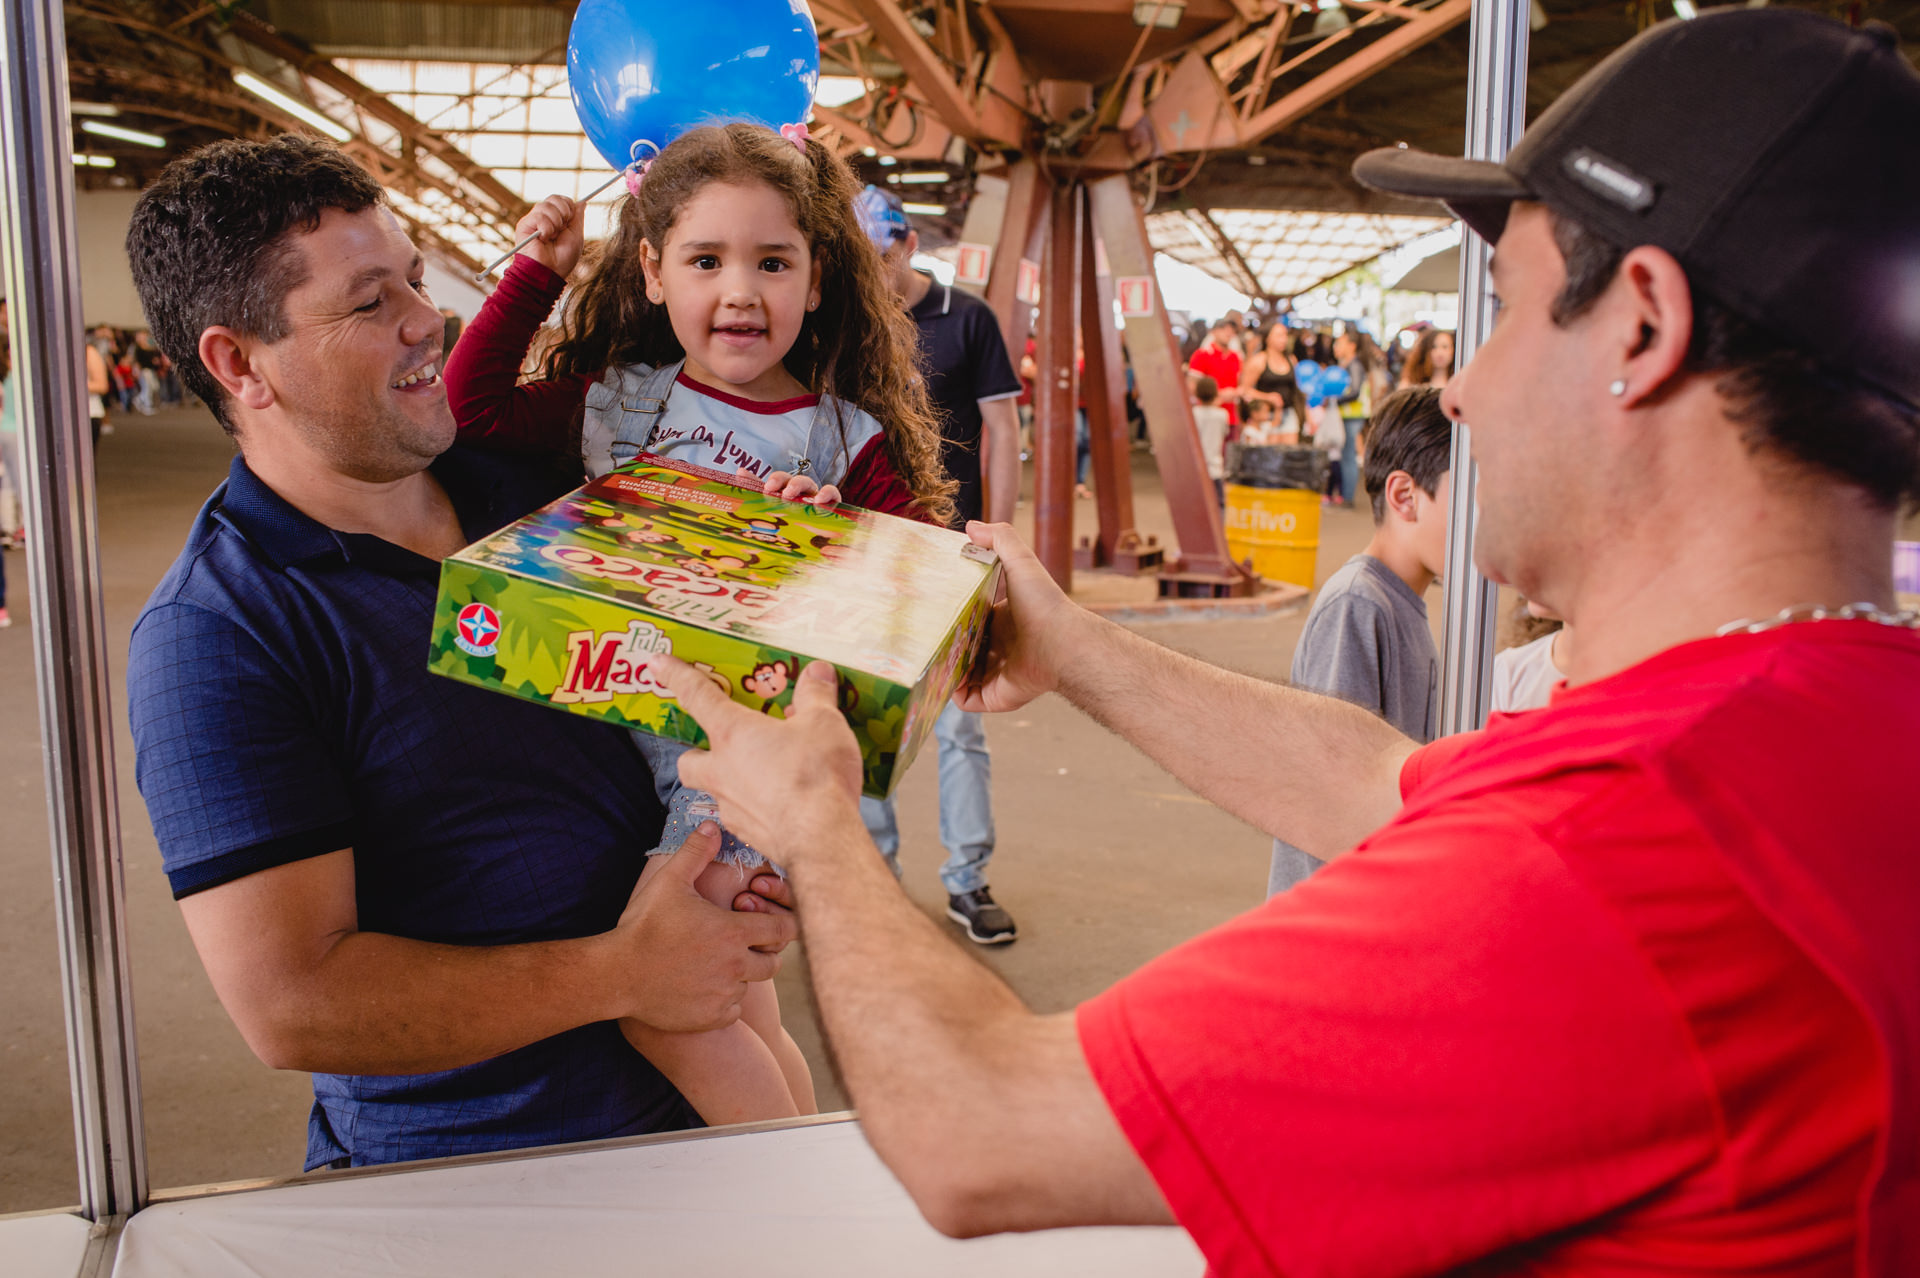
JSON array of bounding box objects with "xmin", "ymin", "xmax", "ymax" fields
[{"xmin": 860, "ymin": 702, "xmax": 995, "ymax": 895}]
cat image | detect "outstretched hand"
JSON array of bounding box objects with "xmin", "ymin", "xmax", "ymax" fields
[
  {"xmin": 654, "ymin": 655, "xmax": 864, "ymax": 870},
  {"xmin": 513, "ymin": 194, "xmax": 586, "ymax": 280},
  {"xmin": 953, "ymin": 521, "xmax": 1082, "ymax": 715},
  {"xmin": 738, "ymin": 467, "xmax": 842, "ymax": 510}
]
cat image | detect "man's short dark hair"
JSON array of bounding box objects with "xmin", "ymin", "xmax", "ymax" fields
[
  {"xmin": 1211, "ymin": 318, "xmax": 1236, "ymax": 334},
  {"xmin": 1363, "ymin": 387, "xmax": 1452, "ymax": 524},
  {"xmin": 125, "ymin": 135, "xmax": 385, "ymax": 436},
  {"xmin": 1547, "ymin": 208, "xmax": 1920, "ymax": 511}
]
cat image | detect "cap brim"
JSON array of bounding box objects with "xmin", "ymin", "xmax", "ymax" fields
[{"xmin": 1352, "ymin": 148, "xmax": 1532, "ymax": 244}]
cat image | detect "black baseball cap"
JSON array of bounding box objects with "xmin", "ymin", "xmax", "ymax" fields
[{"xmin": 1353, "ymin": 9, "xmax": 1920, "ymax": 408}]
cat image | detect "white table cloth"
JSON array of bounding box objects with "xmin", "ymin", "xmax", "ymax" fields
[{"xmin": 108, "ymin": 1116, "xmax": 1205, "ymax": 1277}]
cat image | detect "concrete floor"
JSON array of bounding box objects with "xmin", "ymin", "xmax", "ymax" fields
[{"xmin": 0, "ymin": 403, "xmax": 1391, "ymax": 1214}]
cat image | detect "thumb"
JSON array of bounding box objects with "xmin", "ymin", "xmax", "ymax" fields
[
  {"xmin": 664, "ymin": 821, "xmax": 724, "ymax": 886},
  {"xmin": 794, "ymin": 659, "xmax": 840, "ymax": 716}
]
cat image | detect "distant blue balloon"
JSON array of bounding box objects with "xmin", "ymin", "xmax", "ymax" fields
[
  {"xmin": 1294, "ymin": 359, "xmax": 1323, "ymax": 404},
  {"xmin": 1318, "ymin": 365, "xmax": 1351, "ymax": 405},
  {"xmin": 569, "ymin": 0, "xmax": 821, "ymax": 171}
]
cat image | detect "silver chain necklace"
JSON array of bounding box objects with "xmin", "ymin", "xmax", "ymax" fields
[{"xmin": 1715, "ymin": 601, "xmax": 1920, "ymax": 636}]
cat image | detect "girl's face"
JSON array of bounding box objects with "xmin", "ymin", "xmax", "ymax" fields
[
  {"xmin": 1433, "ymin": 331, "xmax": 1455, "ymax": 370},
  {"xmin": 642, "ymin": 180, "xmax": 821, "ymax": 400}
]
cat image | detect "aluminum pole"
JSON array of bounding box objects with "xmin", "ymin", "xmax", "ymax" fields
[
  {"xmin": 0, "ymin": 0, "xmax": 148, "ymax": 1219},
  {"xmin": 1437, "ymin": 0, "xmax": 1530, "ymax": 735}
]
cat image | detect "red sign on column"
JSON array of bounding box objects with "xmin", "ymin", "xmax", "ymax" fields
[
  {"xmin": 954, "ymin": 242, "xmax": 992, "ymax": 286},
  {"xmin": 1116, "ymin": 276, "xmax": 1156, "ymax": 318},
  {"xmin": 1015, "ymin": 258, "xmax": 1041, "ymax": 305}
]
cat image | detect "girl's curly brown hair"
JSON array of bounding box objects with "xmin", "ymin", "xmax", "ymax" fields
[{"xmin": 548, "ymin": 122, "xmax": 955, "ymax": 526}]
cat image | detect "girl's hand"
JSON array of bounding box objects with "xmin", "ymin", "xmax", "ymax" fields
[
  {"xmin": 513, "ymin": 195, "xmax": 586, "ymax": 279},
  {"xmin": 741, "ymin": 468, "xmax": 843, "ymax": 510}
]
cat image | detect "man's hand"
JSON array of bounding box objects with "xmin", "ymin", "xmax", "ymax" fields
[
  {"xmin": 741, "ymin": 467, "xmax": 842, "ymax": 510},
  {"xmin": 513, "ymin": 194, "xmax": 586, "ymax": 279},
  {"xmin": 954, "ymin": 521, "xmax": 1085, "ymax": 715},
  {"xmin": 608, "ymin": 824, "xmax": 798, "ymax": 1033},
  {"xmin": 654, "ymin": 655, "xmax": 864, "ymax": 869}
]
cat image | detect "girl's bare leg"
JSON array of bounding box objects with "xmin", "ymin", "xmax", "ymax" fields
[{"xmin": 617, "ymin": 854, "xmax": 809, "ymax": 1125}]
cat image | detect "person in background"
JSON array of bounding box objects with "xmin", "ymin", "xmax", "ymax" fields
[
  {"xmin": 440, "ymin": 307, "xmax": 463, "ymax": 359},
  {"xmin": 1331, "ymin": 330, "xmax": 1373, "ymax": 506},
  {"xmin": 1238, "ymin": 396, "xmax": 1284, "ymax": 446},
  {"xmin": 132, "ymin": 330, "xmax": 161, "ymax": 415},
  {"xmin": 1399, "ymin": 326, "xmax": 1455, "ymax": 389},
  {"xmin": 84, "ymin": 331, "xmax": 109, "ymax": 446},
  {"xmin": 1238, "ymin": 322, "xmax": 1305, "ymax": 439},
  {"xmin": 856, "ymin": 185, "xmax": 1027, "ymax": 945},
  {"xmin": 1269, "ymin": 387, "xmax": 1452, "ymax": 894},
  {"xmin": 1493, "ymin": 598, "xmax": 1570, "ymax": 712},
  {"xmin": 1191, "ymin": 375, "xmax": 1229, "ymax": 507},
  {"xmin": 1185, "ymin": 319, "xmax": 1241, "ymax": 433}
]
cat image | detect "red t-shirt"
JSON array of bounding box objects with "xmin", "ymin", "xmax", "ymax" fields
[
  {"xmin": 1188, "ymin": 344, "xmax": 1241, "ymax": 427},
  {"xmin": 1080, "ymin": 623, "xmax": 1920, "ymax": 1276}
]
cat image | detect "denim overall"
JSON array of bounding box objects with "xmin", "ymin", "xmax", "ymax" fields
[
  {"xmin": 581, "ymin": 359, "xmax": 857, "ymax": 488},
  {"xmin": 583, "ymin": 360, "xmax": 858, "ymax": 873}
]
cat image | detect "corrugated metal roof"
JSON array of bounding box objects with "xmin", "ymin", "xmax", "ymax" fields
[
  {"xmin": 253, "ymin": 0, "xmax": 567, "ymax": 63},
  {"xmin": 1146, "ymin": 208, "xmax": 1451, "ymax": 299}
]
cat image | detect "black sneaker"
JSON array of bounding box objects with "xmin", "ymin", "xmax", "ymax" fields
[{"xmin": 946, "ymin": 888, "xmax": 1017, "ymax": 945}]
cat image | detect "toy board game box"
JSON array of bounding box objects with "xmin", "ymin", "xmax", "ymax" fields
[{"xmin": 429, "ymin": 455, "xmax": 1001, "ymax": 798}]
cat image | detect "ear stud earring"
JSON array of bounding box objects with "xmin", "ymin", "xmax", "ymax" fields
[{"xmin": 1608, "ymin": 379, "xmax": 1627, "ymax": 396}]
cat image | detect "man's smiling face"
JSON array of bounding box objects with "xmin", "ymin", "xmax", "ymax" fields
[{"xmin": 248, "ymin": 204, "xmax": 455, "ymax": 482}]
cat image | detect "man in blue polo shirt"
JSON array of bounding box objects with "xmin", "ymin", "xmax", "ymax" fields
[{"xmin": 122, "ymin": 135, "xmax": 796, "ymax": 1170}]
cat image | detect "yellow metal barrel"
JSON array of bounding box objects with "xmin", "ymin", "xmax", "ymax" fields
[{"xmin": 1223, "ymin": 484, "xmax": 1321, "ymax": 589}]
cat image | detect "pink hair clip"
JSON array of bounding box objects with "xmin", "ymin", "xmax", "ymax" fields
[
  {"xmin": 779, "ymin": 122, "xmax": 809, "ymax": 155},
  {"xmin": 623, "ymin": 160, "xmax": 650, "ymax": 198}
]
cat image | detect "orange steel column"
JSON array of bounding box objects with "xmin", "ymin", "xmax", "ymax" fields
[
  {"xmin": 1076, "ymin": 187, "xmax": 1159, "ymax": 573},
  {"xmin": 1032, "ymin": 179, "xmax": 1081, "ymax": 587},
  {"xmin": 980, "ymin": 159, "xmax": 1049, "ymax": 376},
  {"xmin": 1086, "ymin": 172, "xmax": 1244, "ymax": 587}
]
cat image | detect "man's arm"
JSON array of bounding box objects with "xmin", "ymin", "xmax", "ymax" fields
[
  {"xmin": 665, "ymin": 660, "xmax": 1173, "ymax": 1236},
  {"xmin": 957, "ymin": 523, "xmax": 1412, "ymax": 859},
  {"xmin": 178, "ymin": 829, "xmax": 794, "ymax": 1076},
  {"xmin": 978, "ymin": 396, "xmax": 1021, "ymax": 526}
]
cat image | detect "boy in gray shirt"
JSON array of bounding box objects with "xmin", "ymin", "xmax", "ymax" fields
[{"xmin": 1270, "ymin": 388, "xmax": 1454, "ymax": 895}]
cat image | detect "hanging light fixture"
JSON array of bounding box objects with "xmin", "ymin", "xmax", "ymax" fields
[
  {"xmin": 1132, "ymin": 0, "xmax": 1185, "ymax": 29},
  {"xmin": 1312, "ymin": 0, "xmax": 1351, "ymax": 36}
]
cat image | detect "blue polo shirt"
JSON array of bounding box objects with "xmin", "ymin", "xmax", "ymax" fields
[{"xmin": 127, "ymin": 446, "xmax": 698, "ymax": 1169}]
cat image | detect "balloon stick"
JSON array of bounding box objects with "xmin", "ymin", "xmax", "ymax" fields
[{"xmin": 473, "ymin": 162, "xmax": 636, "ymax": 284}]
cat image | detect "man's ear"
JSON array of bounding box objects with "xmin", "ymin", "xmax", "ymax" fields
[
  {"xmin": 197, "ymin": 327, "xmax": 275, "ymax": 413},
  {"xmin": 1609, "ymin": 245, "xmax": 1693, "ymax": 407}
]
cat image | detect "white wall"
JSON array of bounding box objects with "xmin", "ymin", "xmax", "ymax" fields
[{"xmin": 75, "ymin": 188, "xmax": 147, "ymax": 328}]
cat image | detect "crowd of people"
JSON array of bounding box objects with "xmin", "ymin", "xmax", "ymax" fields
[
  {"xmin": 86, "ymin": 322, "xmax": 184, "ymax": 428},
  {"xmin": 1178, "ymin": 310, "xmax": 1454, "ymax": 507}
]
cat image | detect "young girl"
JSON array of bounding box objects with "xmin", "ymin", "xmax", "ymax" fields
[{"xmin": 444, "ymin": 122, "xmax": 955, "ymax": 1127}]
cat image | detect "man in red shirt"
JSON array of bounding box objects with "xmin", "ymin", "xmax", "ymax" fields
[
  {"xmin": 656, "ymin": 12, "xmax": 1919, "ymax": 1274},
  {"xmin": 1187, "ymin": 318, "xmax": 1243, "ymax": 428}
]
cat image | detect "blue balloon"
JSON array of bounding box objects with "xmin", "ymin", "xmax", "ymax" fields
[
  {"xmin": 1318, "ymin": 365, "xmax": 1351, "ymax": 405},
  {"xmin": 1294, "ymin": 359, "xmax": 1324, "ymax": 404},
  {"xmin": 569, "ymin": 0, "xmax": 821, "ymax": 171}
]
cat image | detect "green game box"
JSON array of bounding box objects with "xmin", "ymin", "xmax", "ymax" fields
[{"xmin": 428, "ymin": 455, "xmax": 1001, "ymax": 798}]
